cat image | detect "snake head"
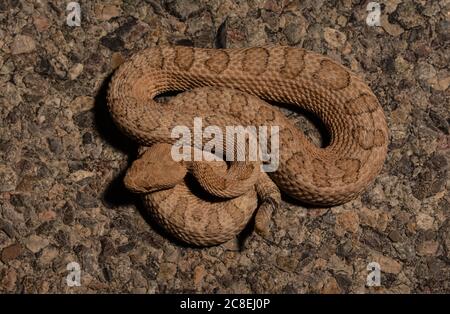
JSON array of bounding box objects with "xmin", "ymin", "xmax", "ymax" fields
[{"xmin": 124, "ymin": 143, "xmax": 187, "ymax": 194}]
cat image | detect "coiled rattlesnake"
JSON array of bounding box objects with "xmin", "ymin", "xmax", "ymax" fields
[{"xmin": 107, "ymin": 46, "xmax": 388, "ymax": 246}]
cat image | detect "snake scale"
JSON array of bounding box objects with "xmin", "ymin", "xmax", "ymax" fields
[{"xmin": 107, "ymin": 46, "xmax": 388, "ymax": 246}]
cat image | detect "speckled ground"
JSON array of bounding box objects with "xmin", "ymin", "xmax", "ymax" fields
[{"xmin": 0, "ymin": 0, "xmax": 449, "ymax": 293}]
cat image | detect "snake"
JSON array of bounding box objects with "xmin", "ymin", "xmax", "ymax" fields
[{"xmin": 107, "ymin": 46, "xmax": 388, "ymax": 246}]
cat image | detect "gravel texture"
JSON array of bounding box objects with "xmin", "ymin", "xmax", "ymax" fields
[{"xmin": 0, "ymin": 0, "xmax": 449, "ymax": 293}]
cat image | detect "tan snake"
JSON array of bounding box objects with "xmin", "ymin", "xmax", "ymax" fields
[{"xmin": 107, "ymin": 46, "xmax": 388, "ymax": 246}]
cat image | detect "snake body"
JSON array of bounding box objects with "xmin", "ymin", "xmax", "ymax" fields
[{"xmin": 107, "ymin": 46, "xmax": 388, "ymax": 246}]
